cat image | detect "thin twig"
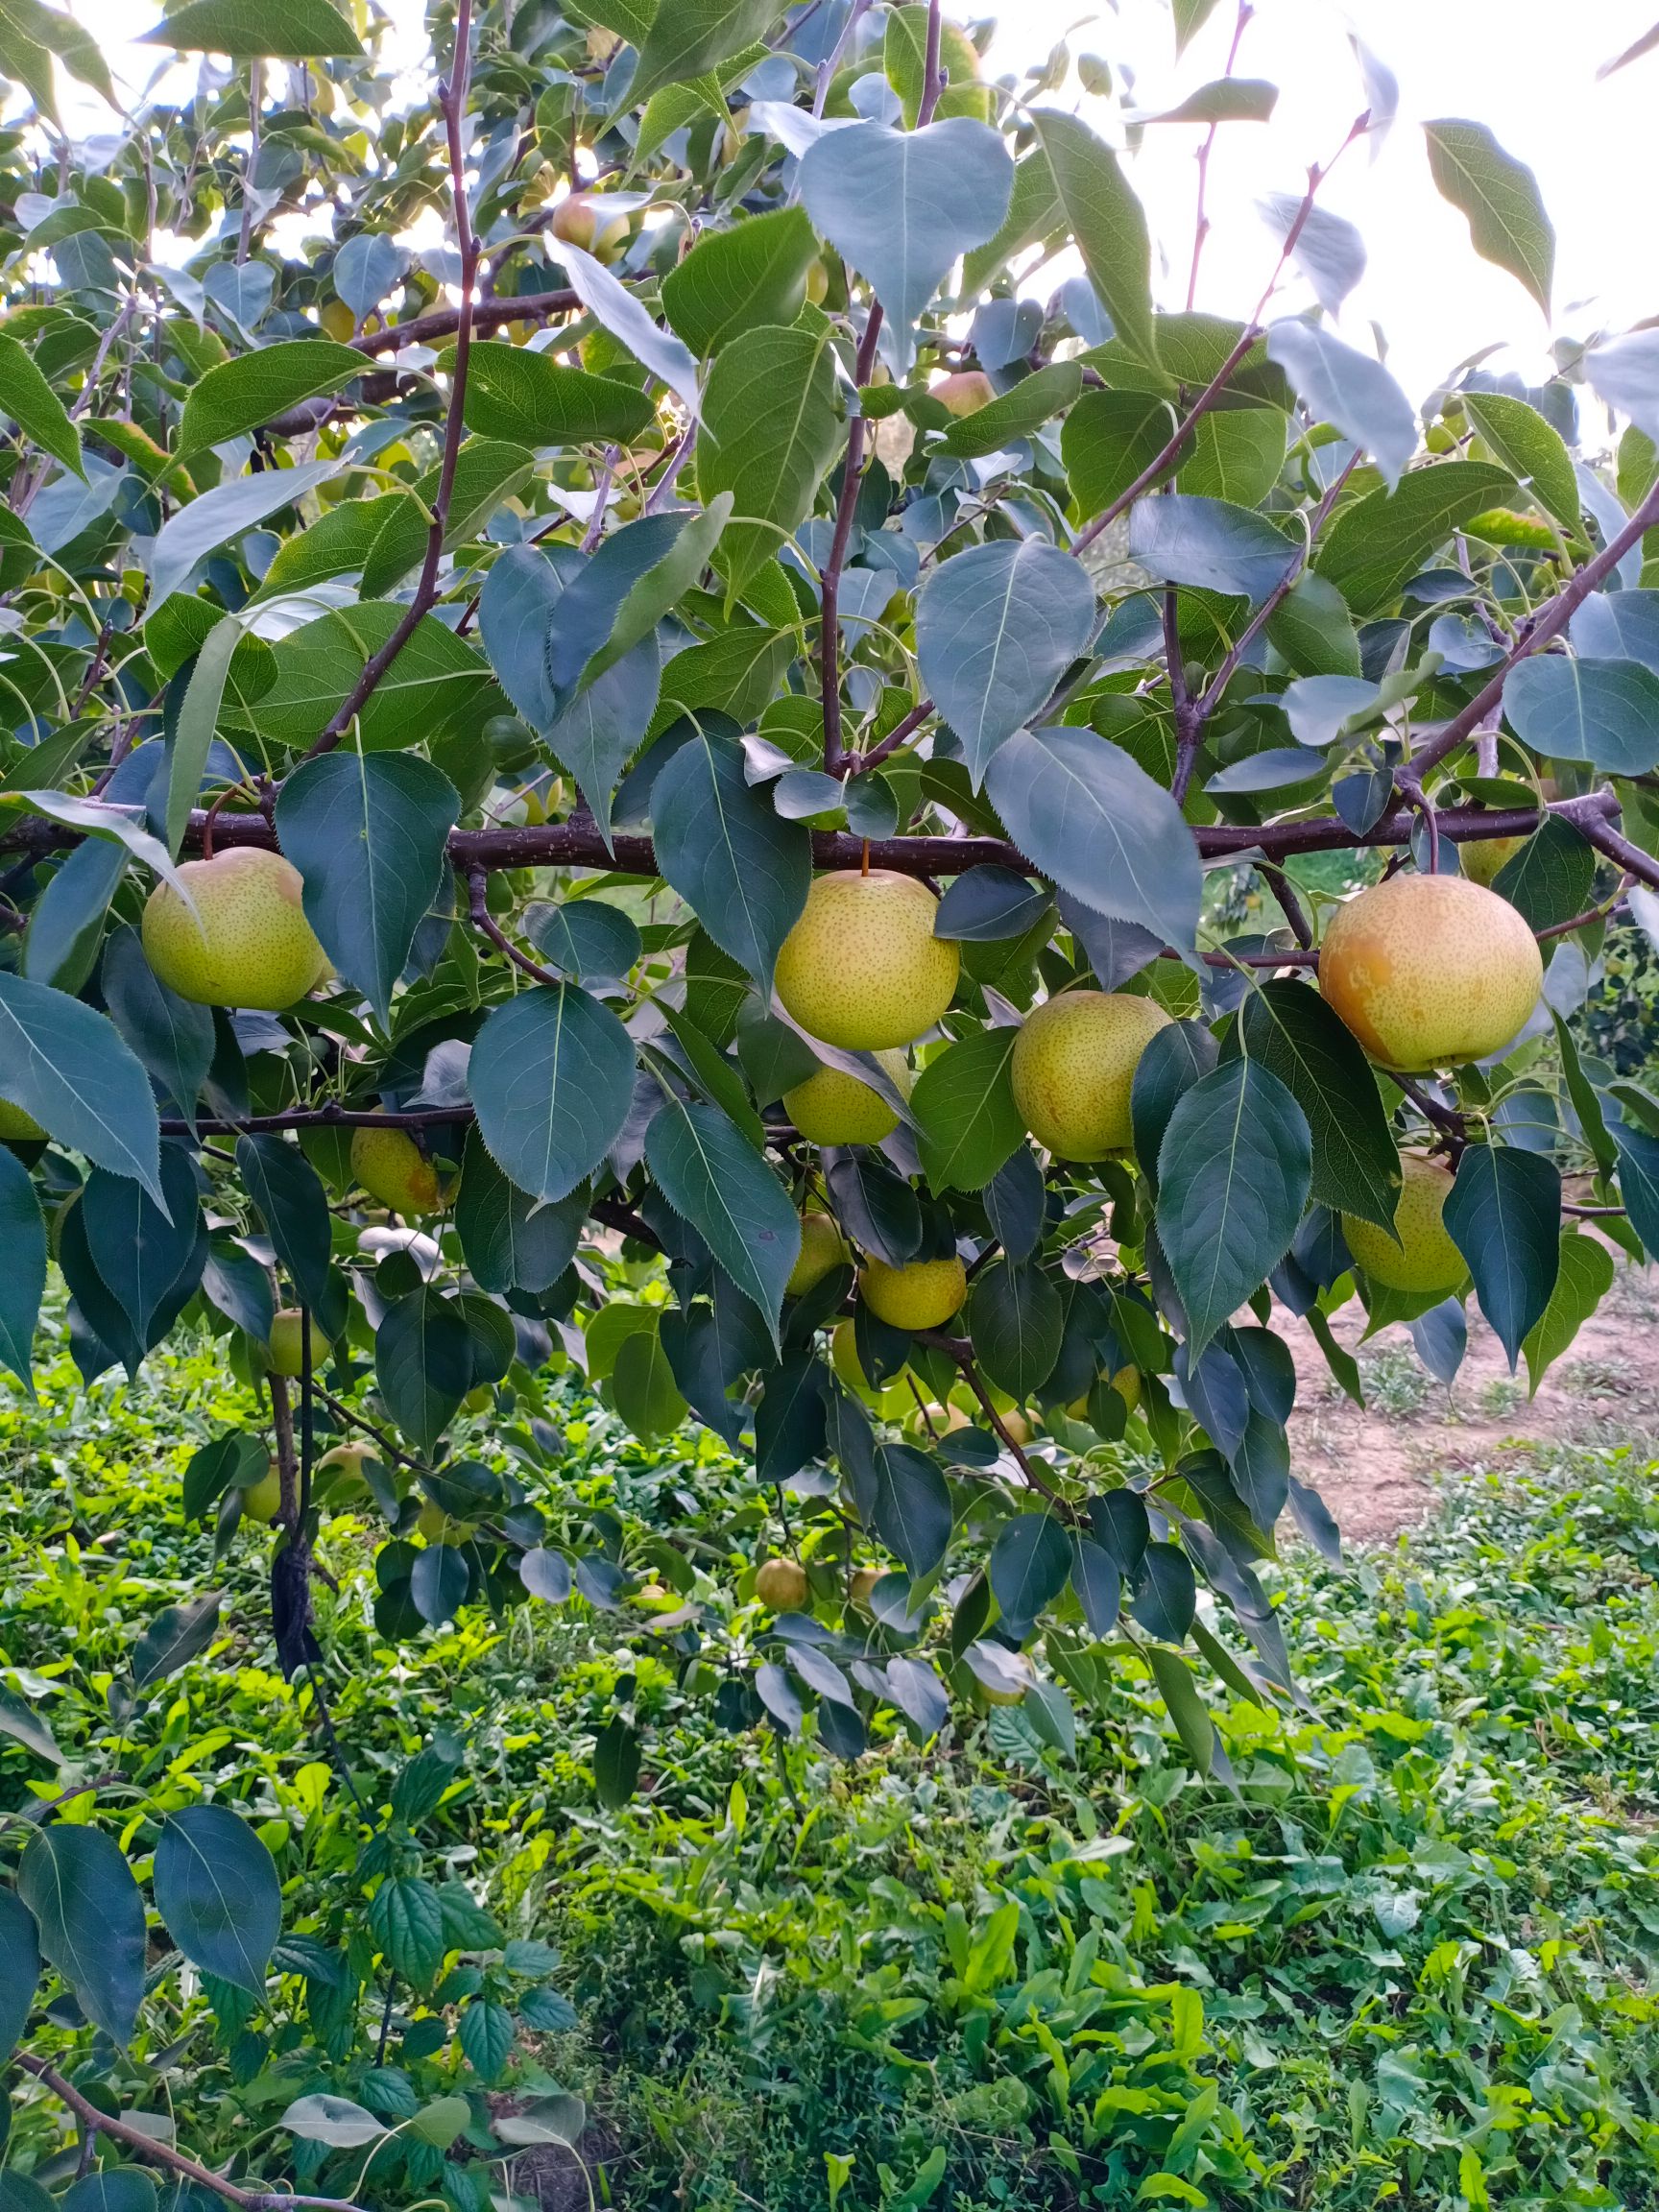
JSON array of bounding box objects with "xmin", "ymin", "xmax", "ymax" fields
[
  {"xmin": 1186, "ymin": 1, "xmax": 1253, "ymax": 310},
  {"xmin": 466, "ymin": 864, "xmax": 564, "ymax": 985},
  {"xmin": 14, "ymin": 2058, "xmax": 367, "ymax": 2212},
  {"xmin": 820, "ymin": 306, "xmax": 886, "ymax": 775},
  {"xmin": 235, "ymin": 62, "xmax": 262, "ymax": 267},
  {"xmin": 1194, "ymin": 451, "xmax": 1360, "ymax": 720}
]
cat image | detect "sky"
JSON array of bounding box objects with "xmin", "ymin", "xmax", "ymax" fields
[{"xmin": 35, "ymin": 0, "xmax": 1659, "ymax": 418}]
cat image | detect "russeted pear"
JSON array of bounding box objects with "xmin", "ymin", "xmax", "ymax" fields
[
  {"xmin": 1342, "ymin": 1155, "xmax": 1467, "ymax": 1293},
  {"xmin": 755, "ymin": 1557, "xmax": 809, "ymax": 1609},
  {"xmin": 775, "ymin": 872, "xmax": 958, "ymax": 1050},
  {"xmin": 1320, "ymin": 873, "xmax": 1541, "ymax": 1070},
  {"xmin": 1456, "ymin": 833, "xmax": 1527, "ymax": 887},
  {"xmin": 142, "ymin": 849, "xmax": 329, "ymax": 1011},
  {"xmin": 857, "ymin": 1252, "xmax": 967, "ymax": 1331},
  {"xmin": 783, "ymin": 1050, "xmax": 911, "ymax": 1144},
  {"xmin": 785, "ymin": 1209, "xmax": 848, "ymax": 1297},
  {"xmin": 1011, "ymin": 990, "xmax": 1171, "ymax": 1159},
  {"xmin": 351, "ymin": 1125, "xmax": 445, "ymax": 1216}
]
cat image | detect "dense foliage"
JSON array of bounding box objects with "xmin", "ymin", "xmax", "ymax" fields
[
  {"xmin": 4, "ymin": 1332, "xmax": 1659, "ymax": 2208},
  {"xmin": 7, "ymin": 0, "xmax": 1659, "ymax": 2194}
]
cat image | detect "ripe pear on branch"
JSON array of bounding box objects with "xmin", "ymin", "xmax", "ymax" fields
[
  {"xmin": 776, "ymin": 871, "xmax": 959, "ymax": 1051},
  {"xmin": 1319, "ymin": 873, "xmax": 1542, "ymax": 1071},
  {"xmin": 142, "ymin": 849, "xmax": 330, "ymax": 1011}
]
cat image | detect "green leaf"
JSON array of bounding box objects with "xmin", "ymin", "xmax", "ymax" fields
[
  {"xmin": 1503, "ymin": 654, "xmax": 1659, "ymax": 778},
  {"xmin": 1128, "ymin": 492, "xmax": 1295, "ymax": 599},
  {"xmin": 60, "ymin": 2176, "xmax": 156, "ymax": 2212},
  {"xmin": 1062, "ymin": 387, "xmax": 1174, "ymax": 519},
  {"xmin": 1444, "ymin": 1145, "xmax": 1561, "ymax": 1370},
  {"xmin": 911, "ymin": 1025, "xmax": 1023, "ymax": 1192},
  {"xmin": 1314, "ymin": 461, "xmax": 1514, "ymax": 615},
  {"xmin": 0, "ymin": 1885, "xmax": 39, "ymax": 2057},
  {"xmin": 964, "ymin": 147, "xmax": 1063, "ymax": 294},
  {"xmin": 181, "ymin": 1430, "xmax": 266, "ymax": 1519},
  {"xmin": 276, "ymin": 752, "xmax": 459, "ymax": 1026},
  {"xmin": 556, "ymin": 243, "xmax": 701, "ymax": 410},
  {"xmin": 1462, "ymin": 391, "xmax": 1580, "ymax": 530},
  {"xmin": 645, "ymin": 1097, "xmax": 801, "ymax": 1352},
  {"xmin": 939, "ymin": 361, "xmax": 1083, "ymax": 458},
  {"xmin": 165, "ymin": 616, "xmax": 241, "ymax": 858},
  {"xmin": 1423, "ymin": 118, "xmax": 1553, "ymax": 314},
  {"xmin": 419, "ymin": 438, "xmax": 536, "ymax": 549},
  {"xmin": 1157, "ymin": 1059, "xmax": 1311, "ymax": 1358},
  {"xmin": 872, "ymin": 1440, "xmax": 953, "ymax": 1578},
  {"xmin": 650, "ymin": 724, "xmax": 810, "ymax": 991},
  {"xmin": 967, "ymin": 1258, "xmax": 1063, "ymax": 1399},
  {"xmin": 626, "ymin": 0, "xmax": 775, "ymax": 103},
  {"xmin": 17, "ymin": 1823, "xmax": 146, "ymax": 2043},
  {"xmin": 1171, "ymin": 0, "xmax": 1223, "ymax": 51},
  {"xmin": 592, "ymin": 1716, "xmax": 641, "ymax": 1808},
  {"xmin": 0, "ymin": 1684, "xmax": 61, "ymax": 1764},
  {"xmin": 916, "ymin": 539, "xmax": 1098, "ymax": 785},
  {"xmin": 178, "ymin": 338, "xmax": 365, "ymax": 453},
  {"xmin": 370, "ymin": 1872, "xmax": 446, "ymax": 1987},
  {"xmin": 82, "ymin": 1145, "xmax": 201, "ymax": 1346},
  {"xmin": 0, "ymin": 971, "xmax": 164, "ymax": 1208},
  {"xmin": 376, "ymin": 1289, "xmax": 477, "ymax": 1455},
  {"xmin": 1615, "ymin": 1123, "xmax": 1659, "ymax": 1261},
  {"xmin": 985, "ymin": 726, "xmax": 1202, "ymax": 952},
  {"xmin": 462, "ymin": 341, "xmax": 656, "ymax": 445},
  {"xmin": 612, "ymin": 1319, "xmax": 690, "ymax": 1441},
  {"xmin": 988, "ymin": 1511, "xmax": 1070, "ymax": 1630},
  {"xmin": 132, "ymin": 1589, "xmax": 221, "ymax": 1689},
  {"xmin": 1177, "ymin": 405, "xmax": 1287, "ymax": 508},
  {"xmin": 661, "ymin": 205, "xmax": 821, "ymax": 357},
  {"xmin": 579, "ymin": 493, "xmax": 731, "ymax": 690},
  {"xmin": 1264, "ymin": 573, "xmax": 1360, "ymax": 677},
  {"xmin": 799, "ymin": 118, "xmax": 1014, "ymax": 373},
  {"xmin": 142, "ymin": 0, "xmax": 363, "ymax": 55},
  {"xmin": 458, "ymin": 1997, "xmax": 515, "ymax": 2081},
  {"xmin": 1132, "ymin": 1544, "xmax": 1197, "ymax": 1643},
  {"xmin": 0, "ymin": 0, "xmax": 114, "ymax": 104},
  {"xmin": 1142, "ymin": 76, "xmax": 1278, "ymax": 124},
  {"xmin": 148, "ymin": 459, "xmax": 346, "ymax": 608},
  {"xmin": 0, "ymin": 330, "xmax": 83, "ymax": 477},
  {"xmin": 0, "ymin": 1143, "xmax": 46, "ymax": 1393},
  {"xmin": 1145, "ymin": 1647, "xmax": 1213, "ymax": 1772},
  {"xmin": 155, "ymin": 1805, "xmax": 280, "ymax": 1994},
  {"xmin": 279, "ymin": 2094, "xmax": 386, "ymax": 2148},
  {"xmin": 1490, "ymin": 816, "xmax": 1598, "ymax": 929},
  {"xmin": 1238, "ymin": 980, "xmax": 1400, "ymax": 1232},
  {"xmin": 469, "ymin": 984, "xmax": 637, "ymax": 1204},
  {"xmin": 1264, "ymin": 320, "xmax": 1414, "ymax": 491},
  {"xmin": 698, "ymin": 321, "xmax": 840, "ymax": 600},
  {"xmin": 236, "ymin": 1134, "xmax": 333, "ymax": 1313},
  {"xmin": 456, "ymin": 1130, "xmax": 584, "ymax": 1295},
  {"xmin": 1031, "ymin": 109, "xmax": 1158, "ymax": 369},
  {"xmin": 412, "ymin": 1544, "xmax": 469, "ymax": 1626},
  {"xmin": 1522, "ymin": 1229, "xmax": 1615, "ymax": 1394}
]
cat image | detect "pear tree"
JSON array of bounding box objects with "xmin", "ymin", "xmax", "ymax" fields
[{"xmin": 7, "ymin": 0, "xmax": 1659, "ymax": 2154}]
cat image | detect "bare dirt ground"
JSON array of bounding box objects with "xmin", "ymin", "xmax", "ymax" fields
[{"xmin": 1282, "ymin": 1262, "xmax": 1659, "ymax": 1544}]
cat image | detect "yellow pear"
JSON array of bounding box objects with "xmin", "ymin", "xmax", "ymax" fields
[
  {"xmin": 313, "ymin": 1440, "xmax": 376, "ymax": 1504},
  {"xmin": 784, "ymin": 1050, "xmax": 911, "ymax": 1145},
  {"xmin": 351, "ymin": 1124, "xmax": 445, "ymax": 1216},
  {"xmin": 1011, "ymin": 991, "xmax": 1172, "ymax": 1160},
  {"xmin": 858, "ymin": 1252, "xmax": 967, "ymax": 1331},
  {"xmin": 830, "ymin": 1318, "xmax": 914, "ymax": 1414},
  {"xmin": 551, "ymin": 192, "xmax": 631, "ymax": 261},
  {"xmin": 0, "ymin": 1097, "xmax": 45, "ymax": 1144},
  {"xmin": 999, "ymin": 1407, "xmax": 1034, "ymax": 1445},
  {"xmin": 418, "ymin": 1498, "xmax": 475, "ymax": 1543},
  {"xmin": 775, "ymin": 871, "xmax": 959, "ymax": 1050},
  {"xmin": 142, "ymin": 849, "xmax": 330, "ymax": 1012},
  {"xmin": 785, "ymin": 1208, "xmax": 849, "ymax": 1297},
  {"xmin": 755, "ymin": 1557, "xmax": 809, "ymax": 1609},
  {"xmin": 242, "ymin": 1460, "xmax": 283, "ymax": 1523},
  {"xmin": 1319, "ymin": 874, "xmax": 1542, "ymax": 1071},
  {"xmin": 1456, "ymin": 834, "xmax": 1527, "ymax": 887},
  {"xmin": 1342, "ymin": 1154, "xmax": 1467, "ymax": 1293},
  {"xmin": 930, "ymin": 370, "xmax": 996, "ymax": 416},
  {"xmin": 848, "ymin": 1565, "xmax": 882, "ymax": 1612}
]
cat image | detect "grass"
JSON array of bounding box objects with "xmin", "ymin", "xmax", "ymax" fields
[{"xmin": 4, "ymin": 1322, "xmax": 1659, "ymax": 2210}]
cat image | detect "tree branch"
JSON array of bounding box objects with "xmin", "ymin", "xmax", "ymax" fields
[
  {"xmin": 820, "ymin": 305, "xmax": 886, "ymax": 776},
  {"xmin": 14, "ymin": 2057, "xmax": 366, "ymax": 2212}
]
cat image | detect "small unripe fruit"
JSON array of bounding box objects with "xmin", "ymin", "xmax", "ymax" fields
[
  {"xmin": 267, "ymin": 1308, "xmax": 325, "ymax": 1378},
  {"xmin": 930, "ymin": 370, "xmax": 996, "ymax": 417},
  {"xmin": 319, "ymin": 297, "xmax": 356, "ymax": 341},
  {"xmin": 314, "ymin": 1440, "xmax": 375, "ymax": 1503},
  {"xmin": 1110, "ymin": 1365, "xmax": 1140, "ymax": 1411},
  {"xmin": 464, "ymin": 1384, "xmax": 493, "ymax": 1414},
  {"xmin": 804, "ymin": 258, "xmax": 830, "ymax": 305},
  {"xmin": 755, "ymin": 1556, "xmax": 809, "ymax": 1609},
  {"xmin": 351, "ymin": 1124, "xmax": 445, "ymax": 1216},
  {"xmin": 783, "ymin": 1049, "xmax": 910, "ymax": 1144},
  {"xmin": 775, "ymin": 871, "xmax": 959, "ymax": 1050},
  {"xmin": 849, "ymin": 1565, "xmax": 882, "ymax": 1611},
  {"xmin": 1320, "ymin": 874, "xmax": 1542, "ymax": 1071},
  {"xmin": 858, "ymin": 1253, "xmax": 967, "ymax": 1332},
  {"xmin": 142, "ymin": 849, "xmax": 330, "ymax": 1011},
  {"xmin": 1456, "ymin": 834, "xmax": 1527, "ymax": 888},
  {"xmin": 1342, "ymin": 1154, "xmax": 1467, "ymax": 1294},
  {"xmin": 551, "ymin": 192, "xmax": 630, "ymax": 262},
  {"xmin": 0, "ymin": 1098, "xmax": 45, "ymax": 1144},
  {"xmin": 242, "ymin": 1460, "xmax": 282, "ymax": 1523},
  {"xmin": 418, "ymin": 1498, "xmax": 475, "ymax": 1542},
  {"xmin": 1000, "ymin": 1408, "xmax": 1034, "ymax": 1445},
  {"xmin": 785, "ymin": 1209, "xmax": 848, "ymax": 1297},
  {"xmin": 914, "ymin": 1400, "xmax": 972, "ymax": 1435},
  {"xmin": 1011, "ymin": 991, "xmax": 1172, "ymax": 1160}
]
